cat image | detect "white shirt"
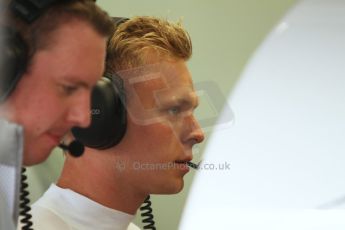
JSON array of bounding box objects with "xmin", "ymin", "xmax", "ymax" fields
[
  {"xmin": 0, "ymin": 119, "xmax": 23, "ymax": 230},
  {"xmin": 31, "ymin": 184, "xmax": 140, "ymax": 230}
]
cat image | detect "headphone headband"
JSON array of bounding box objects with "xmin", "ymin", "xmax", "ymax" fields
[
  {"xmin": 111, "ymin": 17, "xmax": 129, "ymax": 27},
  {"xmin": 10, "ymin": 0, "xmax": 64, "ymax": 23}
]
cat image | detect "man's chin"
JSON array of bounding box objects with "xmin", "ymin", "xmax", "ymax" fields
[
  {"xmin": 22, "ymin": 145, "xmax": 55, "ymax": 166},
  {"xmin": 151, "ymin": 180, "xmax": 184, "ymax": 195}
]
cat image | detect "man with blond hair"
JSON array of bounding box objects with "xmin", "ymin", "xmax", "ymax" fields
[{"xmin": 32, "ymin": 16, "xmax": 204, "ymax": 230}]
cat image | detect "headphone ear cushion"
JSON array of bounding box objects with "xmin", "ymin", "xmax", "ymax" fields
[
  {"xmin": 72, "ymin": 76, "xmax": 127, "ymax": 149},
  {"xmin": 0, "ymin": 27, "xmax": 28, "ymax": 102}
]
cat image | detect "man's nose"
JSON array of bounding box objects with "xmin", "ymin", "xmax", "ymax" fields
[
  {"xmin": 66, "ymin": 92, "xmax": 91, "ymax": 128},
  {"xmin": 184, "ymin": 114, "xmax": 205, "ymax": 144}
]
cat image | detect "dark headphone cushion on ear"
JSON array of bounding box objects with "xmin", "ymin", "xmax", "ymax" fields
[
  {"xmin": 0, "ymin": 27, "xmax": 28, "ymax": 102},
  {"xmin": 71, "ymin": 17, "xmax": 130, "ymax": 149},
  {"xmin": 72, "ymin": 76, "xmax": 127, "ymax": 149}
]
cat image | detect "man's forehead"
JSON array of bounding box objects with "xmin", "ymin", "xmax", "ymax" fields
[{"xmin": 118, "ymin": 62, "xmax": 193, "ymax": 90}]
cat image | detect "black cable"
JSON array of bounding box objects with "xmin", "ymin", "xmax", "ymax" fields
[
  {"xmin": 19, "ymin": 167, "xmax": 33, "ymax": 230},
  {"xmin": 140, "ymin": 195, "xmax": 156, "ymax": 230}
]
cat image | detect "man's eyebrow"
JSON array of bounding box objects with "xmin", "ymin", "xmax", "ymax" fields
[
  {"xmin": 65, "ymin": 78, "xmax": 92, "ymax": 89},
  {"xmin": 164, "ymin": 95, "xmax": 199, "ymax": 108}
]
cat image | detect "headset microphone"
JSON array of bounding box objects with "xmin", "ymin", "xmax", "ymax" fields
[
  {"xmin": 59, "ymin": 140, "xmax": 85, "ymax": 157},
  {"xmin": 187, "ymin": 161, "xmax": 200, "ymax": 170}
]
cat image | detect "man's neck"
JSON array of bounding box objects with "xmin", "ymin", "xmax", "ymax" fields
[{"xmin": 57, "ymin": 154, "xmax": 147, "ymax": 215}]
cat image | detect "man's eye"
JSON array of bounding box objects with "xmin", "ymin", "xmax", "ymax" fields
[
  {"xmin": 168, "ymin": 107, "xmax": 181, "ymax": 116},
  {"xmin": 62, "ymin": 85, "xmax": 78, "ymax": 95}
]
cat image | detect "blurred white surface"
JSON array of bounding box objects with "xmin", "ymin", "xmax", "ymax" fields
[{"xmin": 180, "ymin": 0, "xmax": 345, "ymax": 229}]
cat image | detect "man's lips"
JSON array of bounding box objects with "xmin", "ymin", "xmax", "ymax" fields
[
  {"xmin": 175, "ymin": 160, "xmax": 189, "ymax": 164},
  {"xmin": 175, "ymin": 155, "xmax": 192, "ymax": 164},
  {"xmin": 173, "ymin": 160, "xmax": 190, "ymax": 172},
  {"xmin": 174, "ymin": 160, "xmax": 191, "ymax": 165},
  {"xmin": 46, "ymin": 132, "xmax": 65, "ymax": 145}
]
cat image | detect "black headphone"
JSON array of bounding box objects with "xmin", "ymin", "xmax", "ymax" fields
[
  {"xmin": 71, "ymin": 17, "xmax": 129, "ymax": 149},
  {"xmin": 0, "ymin": 0, "xmax": 70, "ymax": 102}
]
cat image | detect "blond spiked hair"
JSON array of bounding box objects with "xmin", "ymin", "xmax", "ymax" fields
[{"xmin": 106, "ymin": 16, "xmax": 192, "ymax": 72}]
